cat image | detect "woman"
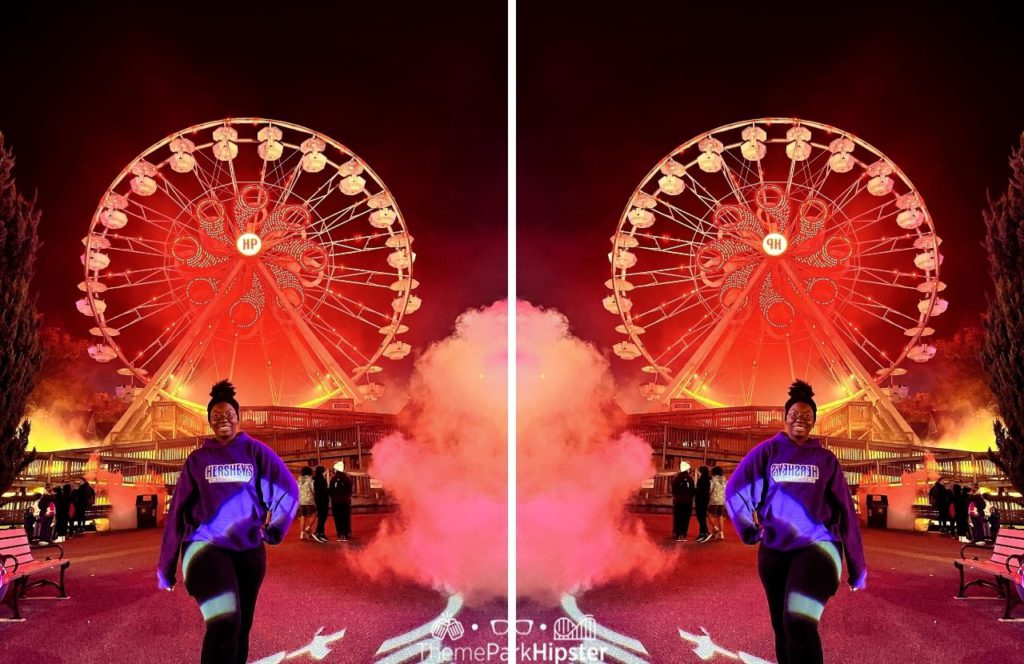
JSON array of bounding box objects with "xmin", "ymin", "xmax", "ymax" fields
[
  {"xmin": 708, "ymin": 466, "xmax": 726, "ymax": 540},
  {"xmin": 297, "ymin": 466, "xmax": 316, "ymax": 540},
  {"xmin": 313, "ymin": 465, "xmax": 329, "ymax": 543},
  {"xmin": 157, "ymin": 380, "xmax": 299, "ymax": 664},
  {"xmin": 54, "ymin": 484, "xmax": 72, "ymax": 543},
  {"xmin": 725, "ymin": 380, "xmax": 866, "ymax": 664},
  {"xmin": 695, "ymin": 465, "xmax": 712, "ymax": 542},
  {"xmin": 329, "ymin": 461, "xmax": 354, "ymax": 541}
]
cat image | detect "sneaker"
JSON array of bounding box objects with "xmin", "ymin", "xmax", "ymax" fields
[
  {"xmin": 313, "ymin": 533, "xmax": 328, "ymax": 543},
  {"xmin": 675, "ymin": 536, "xmax": 687, "ymax": 542},
  {"xmin": 697, "ymin": 533, "xmax": 712, "ymax": 543}
]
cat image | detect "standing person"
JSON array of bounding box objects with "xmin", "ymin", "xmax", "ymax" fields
[
  {"xmin": 24, "ymin": 504, "xmax": 36, "ymax": 541},
  {"xmin": 297, "ymin": 467, "xmax": 316, "ymax": 541},
  {"xmin": 312, "ymin": 465, "xmax": 329, "ymax": 543},
  {"xmin": 968, "ymin": 485, "xmax": 987, "ymax": 542},
  {"xmin": 952, "ymin": 484, "xmax": 969, "ymax": 542},
  {"xmin": 725, "ymin": 380, "xmax": 866, "ymax": 664},
  {"xmin": 157, "ymin": 380, "xmax": 299, "ymax": 664},
  {"xmin": 329, "ymin": 461, "xmax": 354, "ymax": 541},
  {"xmin": 708, "ymin": 466, "xmax": 727, "ymax": 540},
  {"xmin": 695, "ymin": 465, "xmax": 712, "ymax": 543},
  {"xmin": 989, "ymin": 506, "xmax": 1001, "ymax": 541},
  {"xmin": 929, "ymin": 477, "xmax": 951, "ymax": 536},
  {"xmin": 37, "ymin": 486, "xmax": 55, "ymax": 541},
  {"xmin": 671, "ymin": 461, "xmax": 695, "ymax": 542},
  {"xmin": 54, "ymin": 484, "xmax": 72, "ymax": 543},
  {"xmin": 74, "ymin": 479, "xmax": 95, "ymax": 534}
]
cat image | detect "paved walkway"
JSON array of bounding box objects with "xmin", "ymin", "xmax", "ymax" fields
[{"xmin": 1, "ymin": 515, "xmax": 1020, "ymax": 663}]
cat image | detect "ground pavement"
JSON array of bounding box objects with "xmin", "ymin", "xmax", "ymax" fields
[{"xmin": 1, "ymin": 514, "xmax": 1020, "ymax": 663}]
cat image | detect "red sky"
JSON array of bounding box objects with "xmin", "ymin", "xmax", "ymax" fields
[
  {"xmin": 0, "ymin": 4, "xmax": 507, "ymax": 398},
  {"xmin": 518, "ymin": 3, "xmax": 1024, "ymax": 394}
]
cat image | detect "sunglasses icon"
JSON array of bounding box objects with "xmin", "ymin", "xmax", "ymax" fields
[{"xmin": 491, "ymin": 619, "xmax": 534, "ymax": 635}]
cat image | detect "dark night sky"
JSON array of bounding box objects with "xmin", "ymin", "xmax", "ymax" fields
[
  {"xmin": 0, "ymin": 3, "xmax": 506, "ymax": 394},
  {"xmin": 519, "ymin": 3, "xmax": 1024, "ymax": 389}
]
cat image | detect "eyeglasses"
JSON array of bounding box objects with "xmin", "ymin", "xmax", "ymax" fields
[
  {"xmin": 210, "ymin": 412, "xmax": 238, "ymax": 423},
  {"xmin": 491, "ymin": 619, "xmax": 534, "ymax": 635}
]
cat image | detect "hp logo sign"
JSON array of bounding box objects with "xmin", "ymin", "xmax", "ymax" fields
[
  {"xmin": 236, "ymin": 233, "xmax": 262, "ymax": 256},
  {"xmin": 762, "ymin": 233, "xmax": 787, "ymax": 257}
]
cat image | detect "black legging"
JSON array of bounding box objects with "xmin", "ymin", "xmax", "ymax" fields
[
  {"xmin": 315, "ymin": 501, "xmax": 329, "ymax": 537},
  {"xmin": 332, "ymin": 501, "xmax": 351, "ymax": 538},
  {"xmin": 672, "ymin": 500, "xmax": 692, "ymax": 538},
  {"xmin": 695, "ymin": 501, "xmax": 709, "ymax": 537},
  {"xmin": 757, "ymin": 543, "xmax": 841, "ymax": 664},
  {"xmin": 183, "ymin": 543, "xmax": 266, "ymax": 664}
]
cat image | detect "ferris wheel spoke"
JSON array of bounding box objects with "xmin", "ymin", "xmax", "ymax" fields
[
  {"xmin": 720, "ymin": 147, "xmax": 760, "ymax": 193},
  {"xmin": 839, "ymin": 198, "xmax": 896, "ymax": 229},
  {"xmin": 304, "ymin": 171, "xmax": 342, "ymax": 214},
  {"xmin": 307, "ymin": 317, "xmax": 373, "ymax": 368},
  {"xmin": 718, "ymin": 158, "xmax": 751, "ymax": 207},
  {"xmin": 830, "ymin": 176, "xmax": 869, "ymax": 215},
  {"xmin": 633, "ymin": 231, "xmax": 707, "ymax": 251},
  {"xmin": 263, "ymin": 148, "xmax": 303, "ymax": 194},
  {"xmin": 683, "ymin": 171, "xmax": 724, "ymax": 213},
  {"xmin": 158, "ymin": 176, "xmax": 196, "ymax": 217},
  {"xmin": 104, "ymin": 289, "xmax": 189, "ymax": 330},
  {"xmin": 831, "ymin": 272, "xmax": 922, "ymax": 293},
  {"xmin": 653, "ymin": 317, "xmax": 719, "ymax": 369},
  {"xmin": 829, "ymin": 316, "xmax": 890, "ymax": 371},
  {"xmin": 320, "ymin": 241, "xmax": 391, "ymax": 258},
  {"xmin": 273, "ymin": 159, "xmax": 305, "ymax": 210},
  {"xmin": 122, "ymin": 200, "xmax": 180, "ymax": 230},
  {"xmin": 308, "ymin": 200, "xmax": 372, "ymax": 238},
  {"xmin": 634, "ymin": 244, "xmax": 699, "ymax": 260},
  {"xmin": 194, "ymin": 145, "xmax": 233, "ymax": 197},
  {"xmin": 842, "ymin": 295, "xmax": 920, "ymax": 329},
  {"xmin": 109, "ymin": 234, "xmax": 178, "ymax": 257},
  {"xmin": 651, "ymin": 198, "xmax": 717, "ymax": 239},
  {"xmin": 129, "ymin": 313, "xmax": 197, "ymax": 371},
  {"xmin": 631, "ymin": 294, "xmax": 713, "ymax": 329},
  {"xmin": 858, "ymin": 244, "xmax": 922, "ymax": 259},
  {"xmin": 314, "ymin": 296, "xmax": 391, "ymax": 329},
  {"xmin": 101, "ymin": 271, "xmax": 193, "ymax": 292}
]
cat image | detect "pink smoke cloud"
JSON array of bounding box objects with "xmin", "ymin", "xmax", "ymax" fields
[
  {"xmin": 517, "ymin": 301, "xmax": 675, "ymax": 605},
  {"xmin": 349, "ymin": 301, "xmax": 508, "ymax": 606}
]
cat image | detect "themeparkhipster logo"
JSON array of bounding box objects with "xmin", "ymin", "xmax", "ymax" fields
[
  {"xmin": 374, "ymin": 593, "xmax": 646, "ymax": 663},
  {"xmin": 422, "ymin": 614, "xmax": 609, "ymax": 662}
]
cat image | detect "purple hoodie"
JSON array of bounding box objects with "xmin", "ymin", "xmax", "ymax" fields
[
  {"xmin": 157, "ymin": 432, "xmax": 299, "ymax": 589},
  {"xmin": 725, "ymin": 432, "xmax": 866, "ymax": 586}
]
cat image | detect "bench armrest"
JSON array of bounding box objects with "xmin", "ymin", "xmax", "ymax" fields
[
  {"xmin": 0, "ymin": 553, "xmax": 19, "ymax": 576},
  {"xmin": 1005, "ymin": 553, "xmax": 1024, "ymax": 575},
  {"xmin": 30, "ymin": 541, "xmax": 64, "ymax": 561},
  {"xmin": 960, "ymin": 542, "xmax": 994, "ymax": 560}
]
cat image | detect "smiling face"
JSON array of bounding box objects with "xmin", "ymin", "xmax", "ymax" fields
[
  {"xmin": 209, "ymin": 402, "xmax": 239, "ymax": 442},
  {"xmin": 785, "ymin": 402, "xmax": 816, "ymax": 443}
]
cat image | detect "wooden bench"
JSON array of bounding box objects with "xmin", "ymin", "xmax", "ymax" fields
[
  {"xmin": 954, "ymin": 528, "xmax": 1024, "ymax": 621},
  {"xmin": 0, "ymin": 528, "xmax": 70, "ymax": 621}
]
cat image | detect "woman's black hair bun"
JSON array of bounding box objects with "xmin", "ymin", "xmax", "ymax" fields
[
  {"xmin": 210, "ymin": 379, "xmax": 237, "ymax": 402},
  {"xmin": 788, "ymin": 379, "xmax": 815, "ymax": 402}
]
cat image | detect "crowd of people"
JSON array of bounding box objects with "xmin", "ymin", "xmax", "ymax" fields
[
  {"xmin": 671, "ymin": 461, "xmax": 727, "ymax": 542},
  {"xmin": 928, "ymin": 477, "xmax": 1000, "ymax": 543},
  {"xmin": 23, "ymin": 479, "xmax": 96, "ymax": 543},
  {"xmin": 296, "ymin": 460, "xmax": 354, "ymax": 543}
]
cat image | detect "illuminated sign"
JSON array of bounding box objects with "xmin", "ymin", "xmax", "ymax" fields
[
  {"xmin": 237, "ymin": 233, "xmax": 262, "ymax": 256},
  {"xmin": 762, "ymin": 233, "xmax": 787, "ymax": 256}
]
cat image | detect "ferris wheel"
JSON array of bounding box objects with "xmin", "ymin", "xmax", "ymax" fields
[
  {"xmin": 607, "ymin": 118, "xmax": 945, "ymax": 420},
  {"xmin": 77, "ymin": 118, "xmax": 419, "ymax": 428}
]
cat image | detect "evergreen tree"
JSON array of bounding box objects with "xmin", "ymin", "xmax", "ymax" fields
[
  {"xmin": 981, "ymin": 132, "xmax": 1024, "ymax": 493},
  {"xmin": 0, "ymin": 132, "xmax": 43, "ymax": 499}
]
